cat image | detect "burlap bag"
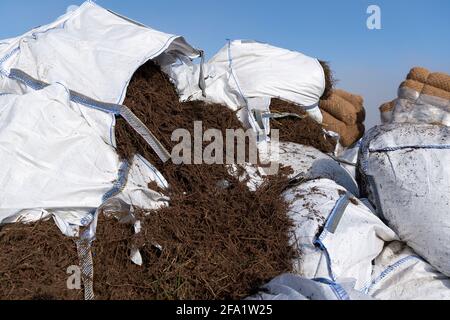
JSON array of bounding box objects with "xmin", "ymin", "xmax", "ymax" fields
[
  {"xmin": 422, "ymin": 85, "xmax": 450, "ymax": 101},
  {"xmin": 407, "ymin": 67, "xmax": 450, "ymax": 94},
  {"xmin": 334, "ymin": 90, "xmax": 364, "ymax": 112},
  {"xmin": 426, "ymin": 74, "xmax": 450, "ymax": 96},
  {"xmin": 407, "ymin": 67, "xmax": 430, "ymax": 83},
  {"xmin": 400, "ymin": 79, "xmax": 425, "ymax": 93},
  {"xmin": 321, "ymin": 110, "xmax": 365, "ymax": 147},
  {"xmin": 379, "ymin": 100, "xmax": 396, "ymax": 113},
  {"xmin": 382, "ymin": 68, "xmax": 450, "ymax": 126},
  {"xmin": 335, "ymin": 89, "xmax": 366, "ymax": 123},
  {"xmin": 401, "ymin": 79, "xmax": 450, "ymax": 100},
  {"xmin": 320, "ymin": 94, "xmax": 358, "ymax": 125},
  {"xmin": 319, "ymin": 89, "xmax": 366, "ymax": 147}
]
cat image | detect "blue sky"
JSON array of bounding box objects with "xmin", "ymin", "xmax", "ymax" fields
[{"xmin": 1, "ymin": 0, "xmax": 449, "ymax": 129}]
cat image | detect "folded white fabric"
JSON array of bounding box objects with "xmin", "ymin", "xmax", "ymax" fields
[
  {"xmin": 0, "ymin": 0, "xmax": 199, "ymax": 145},
  {"xmin": 391, "ymin": 86, "xmax": 450, "ymax": 126},
  {"xmin": 284, "ymin": 179, "xmax": 397, "ymax": 290},
  {"xmin": 0, "ymin": 84, "xmax": 168, "ymax": 236}
]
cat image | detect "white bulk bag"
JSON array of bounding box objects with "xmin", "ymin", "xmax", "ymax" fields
[
  {"xmin": 359, "ymin": 124, "xmax": 450, "ymax": 276},
  {"xmin": 285, "ymin": 179, "xmax": 396, "ymax": 290},
  {"xmin": 162, "ymin": 39, "xmax": 325, "ymax": 137},
  {"xmin": 363, "ymin": 241, "xmax": 450, "ymax": 300},
  {"xmin": 0, "ymin": 84, "xmax": 168, "ymax": 236},
  {"xmin": 0, "ymin": 1, "xmax": 200, "ymax": 144},
  {"xmin": 247, "ymin": 274, "xmax": 373, "ymax": 300},
  {"xmin": 205, "ymin": 40, "xmax": 325, "ymax": 113}
]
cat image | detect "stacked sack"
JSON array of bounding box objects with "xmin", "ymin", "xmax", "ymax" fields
[
  {"xmin": 294, "ymin": 67, "xmax": 450, "ymax": 300},
  {"xmin": 320, "ymin": 89, "xmax": 366, "ymax": 147},
  {"xmin": 249, "ymin": 171, "xmax": 450, "ymax": 300},
  {"xmin": 380, "ymin": 67, "xmax": 450, "ymax": 125},
  {"xmin": 358, "ymin": 123, "xmax": 450, "ymax": 277},
  {"xmin": 161, "ymin": 39, "xmax": 327, "ymax": 133}
]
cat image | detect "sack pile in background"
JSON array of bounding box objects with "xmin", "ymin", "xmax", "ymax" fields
[{"xmin": 380, "ymin": 67, "xmax": 450, "ymax": 125}]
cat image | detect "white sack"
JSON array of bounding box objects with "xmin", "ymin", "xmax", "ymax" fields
[
  {"xmin": 285, "ymin": 179, "xmax": 396, "ymax": 290},
  {"xmin": 247, "ymin": 274, "xmax": 373, "ymax": 300},
  {"xmin": 359, "ymin": 124, "xmax": 450, "ymax": 276},
  {"xmin": 0, "ymin": 1, "xmax": 200, "ymax": 144},
  {"xmin": 163, "ymin": 40, "xmax": 325, "ymax": 132},
  {"xmin": 0, "ymin": 84, "xmax": 168, "ymax": 236},
  {"xmin": 362, "ymin": 241, "xmax": 450, "ymax": 300}
]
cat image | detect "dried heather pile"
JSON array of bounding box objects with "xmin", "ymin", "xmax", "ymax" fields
[
  {"xmin": 269, "ymin": 99, "xmax": 336, "ymax": 153},
  {"xmin": 97, "ymin": 61, "xmax": 297, "ymax": 300},
  {"xmin": 0, "ymin": 221, "xmax": 82, "ymax": 300}
]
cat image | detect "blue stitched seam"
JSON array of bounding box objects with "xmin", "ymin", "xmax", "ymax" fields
[
  {"xmin": 136, "ymin": 154, "xmax": 169, "ymax": 189},
  {"xmin": 362, "ymin": 255, "xmax": 423, "ymax": 295}
]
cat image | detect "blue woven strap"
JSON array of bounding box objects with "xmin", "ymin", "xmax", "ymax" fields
[{"xmin": 9, "ymin": 68, "xmax": 171, "ymax": 162}]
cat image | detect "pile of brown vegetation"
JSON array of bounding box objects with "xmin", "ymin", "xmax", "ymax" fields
[
  {"xmin": 0, "ymin": 221, "xmax": 81, "ymax": 300},
  {"xmin": 269, "ymin": 99, "xmax": 337, "ymax": 154},
  {"xmin": 268, "ymin": 60, "xmax": 366, "ymax": 151},
  {"xmin": 1, "ymin": 60, "xmax": 304, "ymax": 300},
  {"xmin": 104, "ymin": 61, "xmax": 297, "ymax": 300},
  {"xmin": 92, "ymin": 172, "xmax": 294, "ymax": 300}
]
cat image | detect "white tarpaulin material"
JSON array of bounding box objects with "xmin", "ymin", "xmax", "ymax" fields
[
  {"xmin": 202, "ymin": 40, "xmax": 325, "ymax": 110},
  {"xmin": 0, "ymin": 84, "xmax": 169, "ymax": 236},
  {"xmin": 359, "ymin": 124, "xmax": 450, "ymax": 277},
  {"xmin": 363, "ymin": 241, "xmax": 450, "ymax": 300},
  {"xmin": 0, "ymin": 1, "xmax": 201, "ymax": 235},
  {"xmin": 284, "ymin": 179, "xmax": 397, "ymax": 291},
  {"xmin": 161, "ymin": 39, "xmax": 325, "ymax": 138},
  {"xmin": 0, "ymin": 0, "xmax": 200, "ymax": 145}
]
